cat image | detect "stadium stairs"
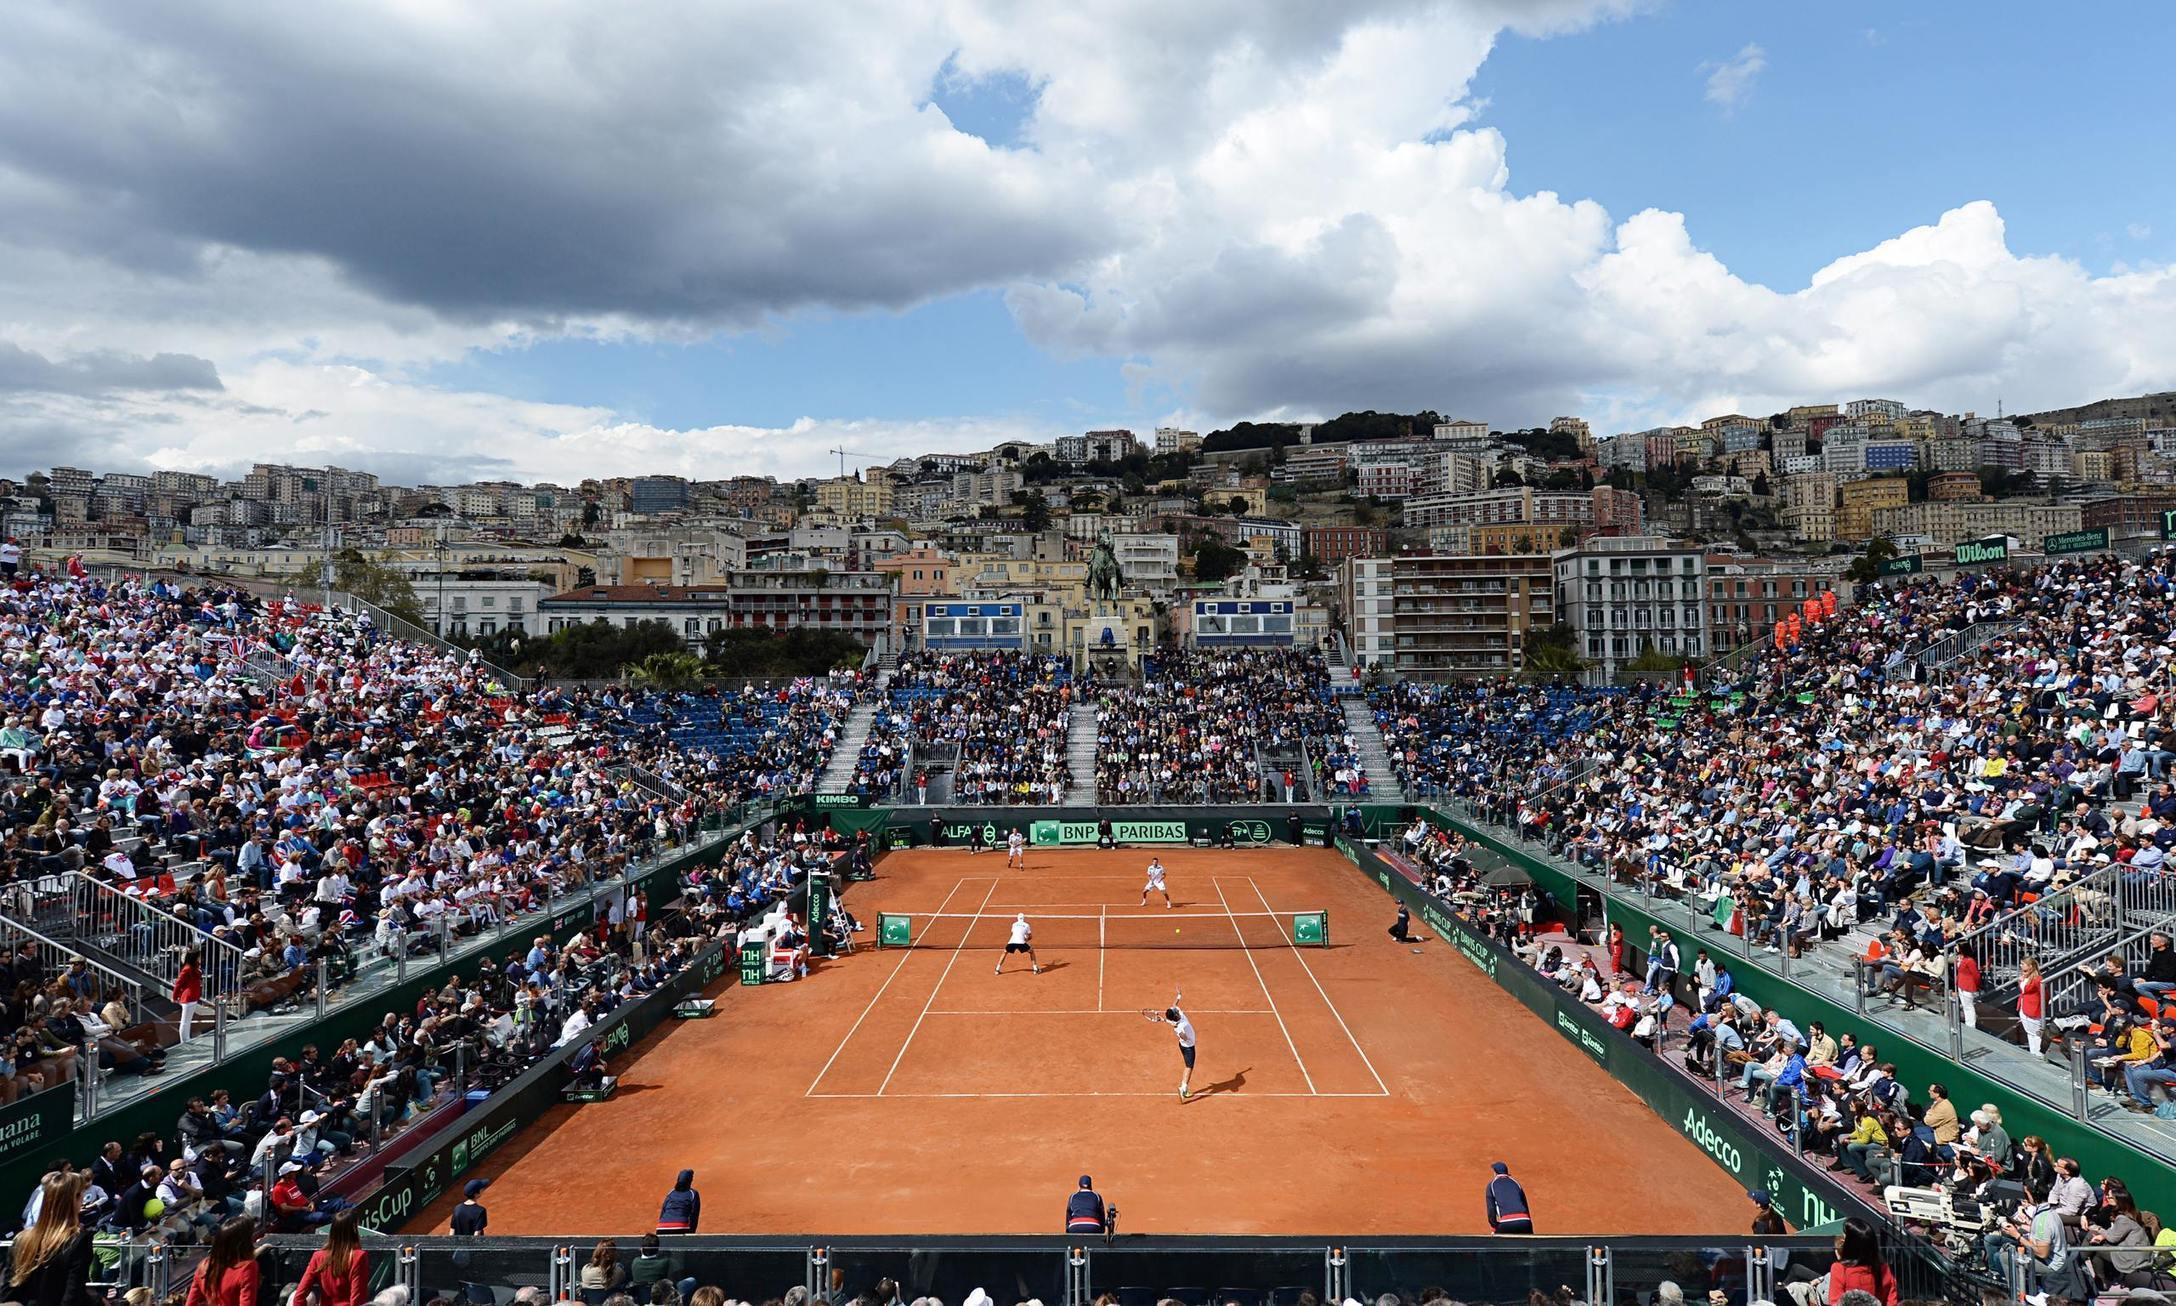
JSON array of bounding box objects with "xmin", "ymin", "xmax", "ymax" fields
[
  {"xmin": 1340, "ymin": 699, "xmax": 1405, "ymax": 801},
  {"xmin": 1064, "ymin": 702, "xmax": 1099, "ymax": 804},
  {"xmin": 815, "ymin": 677, "xmax": 886, "ymax": 794}
]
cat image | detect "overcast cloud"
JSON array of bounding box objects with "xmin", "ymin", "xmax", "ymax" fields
[{"xmin": 0, "ymin": 0, "xmax": 2171, "ymax": 482}]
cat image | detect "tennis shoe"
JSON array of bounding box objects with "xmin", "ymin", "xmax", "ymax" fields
[{"xmin": 1179, "ymin": 1088, "xmax": 1190, "ymax": 1100}]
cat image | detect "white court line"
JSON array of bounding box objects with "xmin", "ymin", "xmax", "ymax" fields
[
  {"xmin": 809, "ymin": 1090, "xmax": 1388, "ymax": 1099},
  {"xmin": 805, "ymin": 877, "xmax": 971, "ymax": 1096},
  {"xmin": 1097, "ymin": 904, "xmax": 1106, "ymax": 1012},
  {"xmin": 1248, "ymin": 877, "xmax": 1390, "ymax": 1096},
  {"xmin": 875, "ymin": 878, "xmax": 998, "ymax": 1096},
  {"xmin": 927, "ymin": 1008, "xmax": 1275, "ymax": 1016},
  {"xmin": 1213, "ymin": 875, "xmax": 1315, "ymax": 1095}
]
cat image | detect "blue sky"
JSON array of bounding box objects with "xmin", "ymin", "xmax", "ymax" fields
[
  {"xmin": 9, "ymin": 3, "xmax": 2174, "ymax": 483},
  {"xmin": 420, "ymin": 3, "xmax": 2174, "ymax": 437},
  {"xmin": 1475, "ymin": 4, "xmax": 2172, "ymax": 289}
]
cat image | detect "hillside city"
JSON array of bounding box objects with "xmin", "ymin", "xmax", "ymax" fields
[{"xmin": 9, "ymin": 388, "xmax": 2176, "ymax": 684}]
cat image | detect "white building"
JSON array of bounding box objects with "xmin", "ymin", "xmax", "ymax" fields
[
  {"xmin": 1554, "ymin": 536, "xmax": 1709, "ymax": 684},
  {"xmin": 1342, "ymin": 557, "xmax": 1396, "ymax": 668}
]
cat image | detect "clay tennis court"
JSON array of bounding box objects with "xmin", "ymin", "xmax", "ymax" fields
[{"xmin": 418, "ymin": 845, "xmax": 1743, "ymax": 1235}]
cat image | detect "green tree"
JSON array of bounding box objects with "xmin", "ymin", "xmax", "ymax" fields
[
  {"xmin": 701, "ymin": 627, "xmax": 866, "ymax": 676},
  {"xmin": 1191, "ymin": 537, "xmax": 1246, "ymax": 582},
  {"xmin": 1844, "ymin": 536, "xmax": 1902, "ymax": 584},
  {"xmin": 629, "ymin": 650, "xmax": 707, "ymax": 693},
  {"xmin": 1625, "ymin": 641, "xmax": 1689, "ymax": 679},
  {"xmin": 1520, "ymin": 622, "xmax": 1583, "ymax": 682},
  {"xmin": 328, "ymin": 548, "xmax": 425, "ymax": 625},
  {"xmin": 1013, "ymin": 489, "xmax": 1053, "ymax": 532},
  {"xmin": 514, "ymin": 619, "xmax": 684, "ymax": 679}
]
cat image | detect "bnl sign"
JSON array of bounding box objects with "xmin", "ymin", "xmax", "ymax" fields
[
  {"xmin": 922, "ymin": 601, "xmax": 1025, "ymax": 651},
  {"xmin": 1192, "ymin": 599, "xmax": 1296, "ymax": 646}
]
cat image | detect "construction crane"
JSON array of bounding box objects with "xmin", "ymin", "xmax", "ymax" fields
[{"xmin": 828, "ymin": 446, "xmax": 865, "ymax": 480}]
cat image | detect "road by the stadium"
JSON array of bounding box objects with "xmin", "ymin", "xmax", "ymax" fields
[{"xmin": 413, "ymin": 846, "xmax": 1744, "ymax": 1235}]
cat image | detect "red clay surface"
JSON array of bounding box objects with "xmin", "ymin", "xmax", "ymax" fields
[{"xmin": 416, "ymin": 847, "xmax": 1744, "ymax": 1235}]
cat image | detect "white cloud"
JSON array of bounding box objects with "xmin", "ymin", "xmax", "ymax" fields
[
  {"xmin": 1702, "ymin": 43, "xmax": 1767, "ymax": 113},
  {"xmin": 2131, "ymin": 222, "xmax": 2154, "ymax": 241},
  {"xmin": 2, "ymin": 3, "xmax": 2175, "ymax": 483}
]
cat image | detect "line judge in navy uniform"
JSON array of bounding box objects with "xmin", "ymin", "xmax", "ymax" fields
[
  {"xmin": 1484, "ymin": 1161, "xmax": 1532, "ymax": 1234},
  {"xmin": 1065, "ymin": 1175, "xmax": 1109, "ymax": 1235}
]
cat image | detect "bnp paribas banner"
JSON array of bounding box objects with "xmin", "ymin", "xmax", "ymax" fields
[{"xmin": 1029, "ymin": 819, "xmax": 1190, "ymax": 846}]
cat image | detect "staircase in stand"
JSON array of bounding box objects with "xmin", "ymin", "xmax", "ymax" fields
[
  {"xmin": 1064, "ymin": 702, "xmax": 1100, "ymax": 805},
  {"xmin": 1340, "ymin": 698, "xmax": 1405, "ymax": 802},
  {"xmin": 815, "ymin": 675, "xmax": 887, "ymax": 794}
]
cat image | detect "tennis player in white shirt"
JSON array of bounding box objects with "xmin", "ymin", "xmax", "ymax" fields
[
  {"xmin": 1140, "ymin": 857, "xmax": 1171, "ymax": 909},
  {"xmin": 995, "ymin": 912, "xmax": 1040, "ymax": 975}
]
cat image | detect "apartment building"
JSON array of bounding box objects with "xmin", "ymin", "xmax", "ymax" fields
[
  {"xmin": 1836, "ymin": 478, "xmax": 1911, "ymax": 541},
  {"xmin": 1389, "ymin": 553, "xmax": 1556, "ymax": 679},
  {"xmin": 1871, "ymin": 500, "xmax": 2083, "ymax": 547},
  {"xmin": 1705, "ymin": 557, "xmax": 1845, "ymax": 655},
  {"xmin": 1554, "ymin": 537, "xmax": 1709, "ymax": 682}
]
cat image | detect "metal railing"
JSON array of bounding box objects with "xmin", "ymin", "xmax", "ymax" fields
[
  {"xmin": 1915, "ymin": 616, "xmax": 2021, "ymax": 671},
  {"xmin": 327, "ymin": 590, "xmax": 530, "ymax": 691},
  {"xmin": 47, "ymin": 812, "xmax": 749, "ymax": 1128},
  {"xmin": 0, "ymin": 912, "xmax": 149, "ymax": 1025},
  {"xmin": 1942, "ymin": 864, "xmax": 2127, "ymax": 1000},
  {"xmin": 35, "ymin": 871, "xmax": 249, "ymax": 1000},
  {"xmin": 251, "ymin": 1235, "xmax": 1941, "ymax": 1306},
  {"xmin": 1448, "ymin": 799, "xmax": 2176, "ymax": 1159}
]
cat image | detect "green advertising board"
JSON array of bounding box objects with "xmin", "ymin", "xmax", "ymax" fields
[
  {"xmin": 2163, "ymin": 510, "xmax": 2176, "ymax": 541},
  {"xmin": 1876, "ymin": 554, "xmax": 1923, "ymax": 576},
  {"xmin": 2043, "ymin": 527, "xmax": 2109, "ymax": 555},
  {"xmin": 739, "ymin": 942, "xmax": 767, "ymax": 986},
  {"xmin": 0, "ymin": 1084, "xmax": 73, "ymax": 1174},
  {"xmin": 806, "ymin": 875, "xmax": 834, "ymax": 955},
  {"xmin": 1953, "ymin": 536, "xmax": 2009, "ymax": 565},
  {"xmin": 879, "ymin": 913, "xmax": 912, "ymax": 947},
  {"xmin": 1291, "ymin": 911, "xmax": 1327, "ymax": 945},
  {"xmin": 809, "ymin": 793, "xmax": 865, "ymax": 808},
  {"xmin": 1028, "ymin": 819, "xmax": 1191, "ymax": 846}
]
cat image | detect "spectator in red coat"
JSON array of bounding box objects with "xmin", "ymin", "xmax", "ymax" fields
[
  {"xmin": 173, "ymin": 951, "xmax": 203, "ymax": 1043},
  {"xmin": 1824, "ymin": 1218, "xmax": 1899, "ymax": 1306},
  {"xmin": 184, "ymin": 1218, "xmax": 261, "ymax": 1306},
  {"xmin": 292, "ymin": 1210, "xmax": 369, "ymax": 1306}
]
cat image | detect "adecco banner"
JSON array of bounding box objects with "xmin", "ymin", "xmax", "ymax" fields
[
  {"xmin": 1343, "ymin": 839, "xmax": 1855, "ymax": 1234},
  {"xmin": 357, "ymin": 938, "xmax": 730, "ymax": 1233}
]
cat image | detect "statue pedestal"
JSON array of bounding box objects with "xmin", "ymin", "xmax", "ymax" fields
[{"xmin": 1083, "ymin": 600, "xmax": 1138, "ymax": 677}]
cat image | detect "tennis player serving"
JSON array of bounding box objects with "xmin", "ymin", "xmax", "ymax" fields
[
  {"xmin": 995, "ymin": 912, "xmax": 1040, "ymax": 976},
  {"xmin": 1143, "ymin": 990, "xmax": 1195, "ymax": 1099}
]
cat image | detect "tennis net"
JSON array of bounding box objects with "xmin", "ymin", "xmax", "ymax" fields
[{"xmin": 875, "ymin": 910, "xmax": 1328, "ymax": 950}]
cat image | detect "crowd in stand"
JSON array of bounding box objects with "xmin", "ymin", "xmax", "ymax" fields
[
  {"xmin": 1368, "ymin": 682, "xmax": 1631, "ymax": 801},
  {"xmin": 599, "ymin": 677, "xmax": 859, "ymax": 809},
  {"xmin": 1376, "ymin": 551, "xmax": 2176, "ymax": 1084},
  {"xmin": 1387, "ymin": 807, "xmax": 2176, "ymax": 1299},
  {"xmin": 0, "ymin": 568, "xmax": 864, "ymax": 1091},
  {"xmin": 7, "ymin": 811, "xmax": 844, "ymax": 1262},
  {"xmin": 1093, "ymin": 649, "xmax": 1357, "ymax": 804},
  {"xmin": 881, "ymin": 651, "xmax": 1077, "ymax": 805},
  {"xmin": 0, "ymin": 562, "xmax": 865, "ymax": 1249}
]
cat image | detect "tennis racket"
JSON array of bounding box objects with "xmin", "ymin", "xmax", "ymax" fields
[{"xmin": 1139, "ymin": 989, "xmax": 1183, "ymax": 1022}]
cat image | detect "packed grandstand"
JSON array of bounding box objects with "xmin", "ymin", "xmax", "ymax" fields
[{"xmin": 7, "ymin": 547, "xmax": 2176, "ymax": 1302}]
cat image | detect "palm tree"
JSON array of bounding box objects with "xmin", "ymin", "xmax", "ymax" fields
[{"xmin": 629, "ymin": 651, "xmax": 706, "ymax": 693}]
